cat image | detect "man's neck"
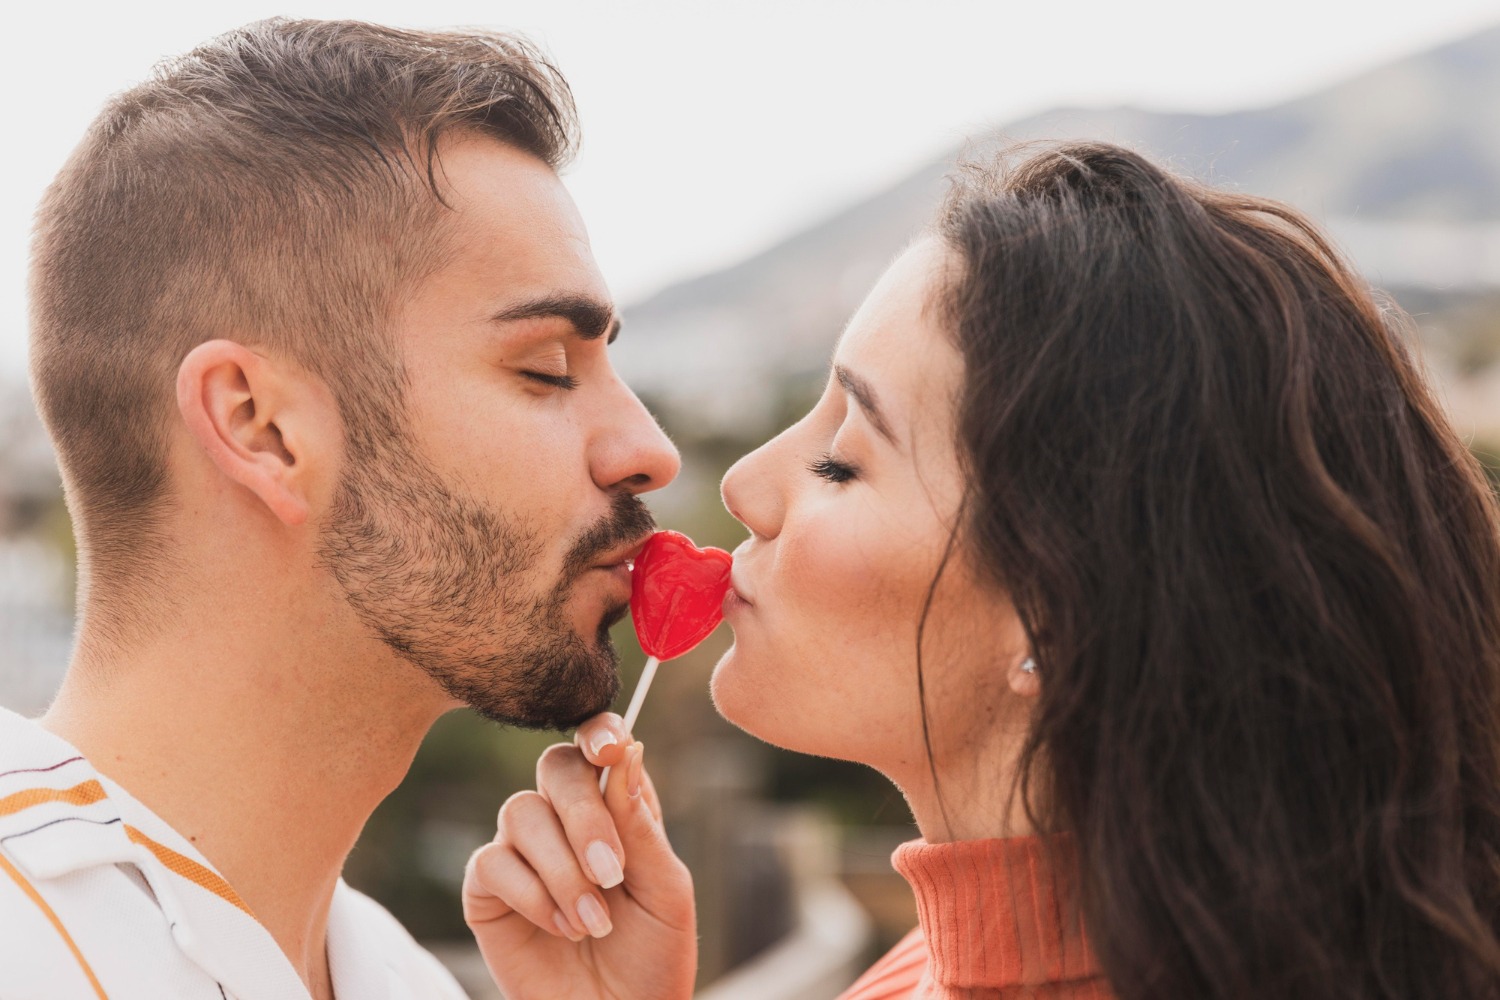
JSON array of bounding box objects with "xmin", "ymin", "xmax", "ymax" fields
[{"xmin": 42, "ymin": 612, "xmax": 451, "ymax": 1000}]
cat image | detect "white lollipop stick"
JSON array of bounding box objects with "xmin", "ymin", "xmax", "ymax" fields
[{"xmin": 598, "ymin": 655, "xmax": 660, "ymax": 791}]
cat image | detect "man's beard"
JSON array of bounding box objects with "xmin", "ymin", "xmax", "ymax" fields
[{"xmin": 317, "ymin": 429, "xmax": 655, "ymax": 729}]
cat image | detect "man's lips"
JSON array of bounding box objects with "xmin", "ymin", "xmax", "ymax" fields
[{"xmin": 590, "ymin": 536, "xmax": 652, "ymax": 573}]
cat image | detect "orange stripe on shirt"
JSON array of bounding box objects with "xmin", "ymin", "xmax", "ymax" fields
[
  {"xmin": 0, "ymin": 849, "xmax": 109, "ymax": 999},
  {"xmin": 0, "ymin": 779, "xmax": 106, "ymax": 817},
  {"xmin": 124, "ymin": 825, "xmax": 255, "ymax": 918}
]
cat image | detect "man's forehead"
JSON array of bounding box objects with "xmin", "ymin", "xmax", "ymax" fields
[
  {"xmin": 418, "ymin": 134, "xmax": 612, "ymax": 318},
  {"xmin": 435, "ymin": 135, "xmax": 595, "ymax": 260},
  {"xmin": 435, "ymin": 132, "xmax": 572, "ymax": 208}
]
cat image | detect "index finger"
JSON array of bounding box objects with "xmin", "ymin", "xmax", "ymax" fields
[
  {"xmin": 573, "ymin": 712, "xmax": 631, "ymax": 767},
  {"xmin": 537, "ymin": 743, "xmax": 626, "ymax": 890}
]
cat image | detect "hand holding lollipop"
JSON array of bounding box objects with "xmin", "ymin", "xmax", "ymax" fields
[
  {"xmin": 599, "ymin": 530, "xmax": 732, "ymax": 789},
  {"xmin": 466, "ymin": 529, "xmax": 722, "ymax": 996}
]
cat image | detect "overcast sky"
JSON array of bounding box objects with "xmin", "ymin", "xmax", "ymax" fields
[{"xmin": 2, "ymin": 0, "xmax": 1497, "ymax": 380}]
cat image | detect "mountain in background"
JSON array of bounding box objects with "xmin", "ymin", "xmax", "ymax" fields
[{"xmin": 613, "ymin": 24, "xmax": 1500, "ymax": 434}]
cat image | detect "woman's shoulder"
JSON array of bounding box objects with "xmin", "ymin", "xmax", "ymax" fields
[{"xmin": 836, "ymin": 926, "xmax": 927, "ymax": 1000}]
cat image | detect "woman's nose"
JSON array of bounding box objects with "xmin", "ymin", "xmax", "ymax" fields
[{"xmin": 721, "ymin": 437, "xmax": 786, "ymax": 540}]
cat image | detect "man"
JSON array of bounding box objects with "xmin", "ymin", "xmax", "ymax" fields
[{"xmin": 3, "ymin": 17, "xmax": 678, "ymax": 999}]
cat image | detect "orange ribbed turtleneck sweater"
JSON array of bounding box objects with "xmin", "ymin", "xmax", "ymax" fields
[{"xmin": 838, "ymin": 837, "xmax": 1114, "ymax": 1000}]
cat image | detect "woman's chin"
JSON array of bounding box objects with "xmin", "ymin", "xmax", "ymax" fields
[
  {"xmin": 708, "ymin": 643, "xmax": 760, "ymax": 733},
  {"xmin": 710, "ymin": 643, "xmax": 865, "ymax": 764}
]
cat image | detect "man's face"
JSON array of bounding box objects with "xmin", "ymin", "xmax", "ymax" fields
[{"xmin": 319, "ymin": 136, "xmax": 679, "ymax": 730}]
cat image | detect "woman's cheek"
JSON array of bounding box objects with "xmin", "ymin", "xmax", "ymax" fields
[
  {"xmin": 710, "ymin": 506, "xmax": 939, "ymax": 763},
  {"xmin": 779, "ymin": 504, "xmax": 938, "ymax": 643}
]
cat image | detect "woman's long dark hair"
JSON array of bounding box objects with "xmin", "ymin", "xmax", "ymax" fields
[{"xmin": 937, "ymin": 142, "xmax": 1500, "ymax": 998}]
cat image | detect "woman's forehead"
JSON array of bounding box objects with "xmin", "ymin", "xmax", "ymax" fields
[{"xmin": 832, "ymin": 239, "xmax": 960, "ymax": 423}]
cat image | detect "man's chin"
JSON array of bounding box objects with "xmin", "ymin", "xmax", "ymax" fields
[
  {"xmin": 548, "ymin": 696, "xmax": 620, "ymax": 731},
  {"xmin": 460, "ymin": 631, "xmax": 624, "ymax": 731},
  {"xmin": 469, "ymin": 672, "xmax": 620, "ymax": 731}
]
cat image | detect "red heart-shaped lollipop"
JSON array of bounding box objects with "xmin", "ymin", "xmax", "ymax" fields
[{"xmin": 630, "ymin": 530, "xmax": 733, "ymax": 660}]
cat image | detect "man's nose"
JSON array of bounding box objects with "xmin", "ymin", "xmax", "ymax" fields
[{"xmin": 593, "ymin": 386, "xmax": 680, "ymax": 493}]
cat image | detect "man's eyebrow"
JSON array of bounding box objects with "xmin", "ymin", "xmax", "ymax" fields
[
  {"xmin": 490, "ymin": 294, "xmax": 622, "ymax": 344},
  {"xmin": 834, "ymin": 364, "xmax": 896, "ymax": 445}
]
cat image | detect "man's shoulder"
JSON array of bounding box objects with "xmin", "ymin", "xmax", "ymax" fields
[
  {"xmin": 0, "ymin": 709, "xmax": 306, "ymax": 998},
  {"xmin": 333, "ymin": 881, "xmax": 472, "ymax": 999},
  {"xmin": 0, "ymin": 852, "xmax": 115, "ymax": 999},
  {"xmin": 0, "ymin": 708, "xmax": 130, "ymax": 886},
  {"xmin": 0, "ymin": 708, "xmax": 472, "ymax": 999},
  {"xmin": 0, "ymin": 820, "xmax": 230, "ymax": 999}
]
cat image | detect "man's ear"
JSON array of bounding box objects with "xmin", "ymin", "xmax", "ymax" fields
[{"xmin": 176, "ymin": 340, "xmax": 331, "ymax": 527}]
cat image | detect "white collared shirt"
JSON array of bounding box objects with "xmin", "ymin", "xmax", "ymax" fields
[{"xmin": 0, "ymin": 706, "xmax": 470, "ymax": 999}]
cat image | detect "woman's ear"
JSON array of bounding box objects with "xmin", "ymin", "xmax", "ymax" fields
[
  {"xmin": 176, "ymin": 340, "xmax": 329, "ymax": 527},
  {"xmin": 1008, "ymin": 656, "xmax": 1041, "ymax": 698}
]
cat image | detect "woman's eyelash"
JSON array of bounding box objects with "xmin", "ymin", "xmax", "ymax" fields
[
  {"xmin": 807, "ymin": 453, "xmax": 859, "ymax": 483},
  {"xmin": 521, "ymin": 371, "xmax": 580, "ymax": 391}
]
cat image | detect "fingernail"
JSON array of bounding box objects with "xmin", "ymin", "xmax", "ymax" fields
[
  {"xmin": 577, "ymin": 893, "xmax": 612, "ymax": 938},
  {"xmin": 587, "ymin": 730, "xmax": 619, "ymax": 757},
  {"xmin": 553, "ymin": 910, "xmax": 582, "ymax": 941},
  {"xmin": 627, "ymin": 743, "xmax": 644, "ymax": 798},
  {"xmin": 586, "ymin": 840, "xmax": 623, "ymax": 889}
]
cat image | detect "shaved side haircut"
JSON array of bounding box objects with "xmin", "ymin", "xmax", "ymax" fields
[{"xmin": 28, "ymin": 19, "xmax": 578, "ymax": 631}]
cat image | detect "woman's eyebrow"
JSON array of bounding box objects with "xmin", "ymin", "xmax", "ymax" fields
[{"xmin": 834, "ymin": 363, "xmax": 896, "ymax": 445}]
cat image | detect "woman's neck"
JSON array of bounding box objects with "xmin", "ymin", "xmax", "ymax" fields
[{"xmin": 896, "ymin": 726, "xmax": 1041, "ymax": 843}]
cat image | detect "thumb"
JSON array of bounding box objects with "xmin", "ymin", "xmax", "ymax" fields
[{"xmin": 602, "ymin": 744, "xmax": 693, "ymax": 918}]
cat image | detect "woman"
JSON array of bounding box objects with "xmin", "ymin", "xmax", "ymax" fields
[{"xmin": 461, "ymin": 142, "xmax": 1500, "ymax": 999}]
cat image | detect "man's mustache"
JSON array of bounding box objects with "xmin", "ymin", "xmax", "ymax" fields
[{"xmin": 560, "ymin": 493, "xmax": 657, "ymax": 584}]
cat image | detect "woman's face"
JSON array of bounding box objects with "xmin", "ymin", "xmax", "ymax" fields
[{"xmin": 715, "ymin": 239, "xmax": 1033, "ymax": 805}]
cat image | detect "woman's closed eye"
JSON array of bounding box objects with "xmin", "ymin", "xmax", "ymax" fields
[{"xmin": 807, "ymin": 453, "xmax": 859, "ymax": 484}]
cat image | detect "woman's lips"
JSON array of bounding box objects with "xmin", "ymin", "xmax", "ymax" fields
[
  {"xmin": 724, "ymin": 568, "xmax": 754, "ymax": 615},
  {"xmin": 722, "ymin": 587, "xmax": 750, "ymax": 616}
]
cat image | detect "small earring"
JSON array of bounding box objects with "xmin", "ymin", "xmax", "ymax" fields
[{"xmin": 1020, "ymin": 657, "xmax": 1037, "ymax": 674}]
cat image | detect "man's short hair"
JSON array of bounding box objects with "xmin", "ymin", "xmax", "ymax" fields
[{"xmin": 29, "ymin": 18, "xmax": 578, "ymax": 613}]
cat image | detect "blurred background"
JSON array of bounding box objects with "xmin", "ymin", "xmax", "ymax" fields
[{"xmin": 4, "ymin": 2, "xmax": 1500, "ymax": 996}]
